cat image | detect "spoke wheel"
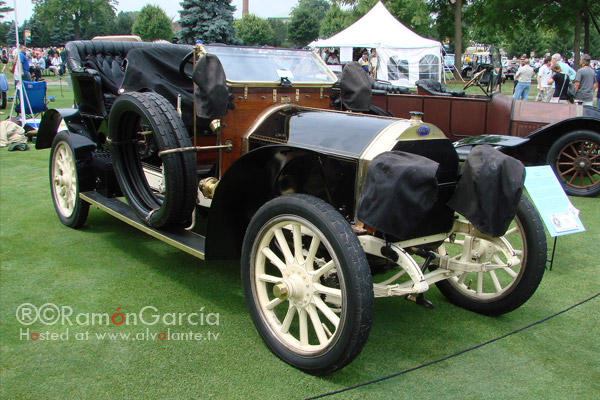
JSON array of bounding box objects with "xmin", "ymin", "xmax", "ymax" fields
[
  {"xmin": 547, "ymin": 130, "xmax": 600, "ymax": 197},
  {"xmin": 436, "ymin": 196, "xmax": 546, "ymax": 316},
  {"xmin": 242, "ymin": 194, "xmax": 373, "ymax": 375},
  {"xmin": 49, "ymin": 132, "xmax": 90, "ymax": 228}
]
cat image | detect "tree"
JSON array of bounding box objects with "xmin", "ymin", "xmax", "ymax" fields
[
  {"xmin": 320, "ymin": 4, "xmax": 354, "ymax": 39},
  {"xmin": 267, "ymin": 19, "xmax": 289, "ymax": 47},
  {"xmin": 132, "ymin": 5, "xmax": 173, "ymax": 42},
  {"xmin": 0, "ymin": 0, "xmax": 12, "ymax": 46},
  {"xmin": 288, "ymin": 0, "xmax": 331, "ymax": 46},
  {"xmin": 32, "ymin": 0, "xmax": 117, "ymax": 40},
  {"xmin": 234, "ymin": 14, "xmax": 273, "ymax": 46},
  {"xmin": 115, "ymin": 11, "xmax": 137, "ymax": 36},
  {"xmin": 178, "ymin": 0, "xmax": 240, "ymax": 44}
]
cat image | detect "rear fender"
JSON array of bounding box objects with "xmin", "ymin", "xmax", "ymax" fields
[
  {"xmin": 35, "ymin": 108, "xmax": 96, "ymax": 150},
  {"xmin": 505, "ymin": 116, "xmax": 600, "ymax": 164}
]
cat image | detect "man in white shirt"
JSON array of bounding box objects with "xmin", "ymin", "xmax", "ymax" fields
[
  {"xmin": 536, "ymin": 56, "xmax": 553, "ymax": 102},
  {"xmin": 513, "ymin": 57, "xmax": 535, "ymax": 101}
]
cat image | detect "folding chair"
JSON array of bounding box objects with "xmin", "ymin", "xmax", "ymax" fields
[{"xmin": 14, "ymin": 80, "xmax": 55, "ymax": 120}]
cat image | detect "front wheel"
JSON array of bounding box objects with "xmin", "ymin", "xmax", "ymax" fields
[
  {"xmin": 49, "ymin": 132, "xmax": 90, "ymax": 228},
  {"xmin": 435, "ymin": 196, "xmax": 547, "ymax": 316},
  {"xmin": 241, "ymin": 194, "xmax": 373, "ymax": 375},
  {"xmin": 546, "ymin": 130, "xmax": 600, "ymax": 197}
]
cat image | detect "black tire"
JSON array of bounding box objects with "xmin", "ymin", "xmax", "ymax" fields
[
  {"xmin": 241, "ymin": 194, "xmax": 373, "ymax": 375},
  {"xmin": 546, "ymin": 130, "xmax": 600, "ymax": 197},
  {"xmin": 0, "ymin": 91, "xmax": 6, "ymax": 109},
  {"xmin": 108, "ymin": 92, "xmax": 197, "ymax": 228},
  {"xmin": 435, "ymin": 196, "xmax": 547, "ymax": 316},
  {"xmin": 49, "ymin": 131, "xmax": 90, "ymax": 228}
]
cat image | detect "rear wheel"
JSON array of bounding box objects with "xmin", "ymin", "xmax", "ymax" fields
[
  {"xmin": 49, "ymin": 132, "xmax": 90, "ymax": 228},
  {"xmin": 435, "ymin": 197, "xmax": 546, "ymax": 316},
  {"xmin": 109, "ymin": 92, "xmax": 197, "ymax": 228},
  {"xmin": 242, "ymin": 194, "xmax": 373, "ymax": 375},
  {"xmin": 547, "ymin": 130, "xmax": 600, "ymax": 197}
]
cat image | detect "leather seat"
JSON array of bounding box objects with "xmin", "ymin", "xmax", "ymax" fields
[
  {"xmin": 65, "ymin": 40, "xmax": 185, "ymax": 117},
  {"xmin": 415, "ymin": 79, "xmax": 465, "ymax": 97}
]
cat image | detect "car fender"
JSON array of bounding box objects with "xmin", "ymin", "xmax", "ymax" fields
[
  {"xmin": 204, "ymin": 144, "xmax": 330, "ymax": 260},
  {"xmin": 504, "ymin": 114, "xmax": 600, "ymax": 164},
  {"xmin": 35, "ymin": 108, "xmax": 95, "ymax": 150}
]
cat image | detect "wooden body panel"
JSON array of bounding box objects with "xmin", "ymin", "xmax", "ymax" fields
[{"xmin": 219, "ymin": 86, "xmax": 333, "ymax": 175}]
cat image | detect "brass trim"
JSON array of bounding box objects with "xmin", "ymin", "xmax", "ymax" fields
[
  {"xmin": 158, "ymin": 144, "xmax": 232, "ymax": 157},
  {"xmin": 242, "ymin": 103, "xmax": 297, "ymax": 155},
  {"xmin": 273, "ymin": 89, "xmax": 277, "ymax": 102},
  {"xmin": 244, "ymin": 86, "xmax": 248, "ymax": 100},
  {"xmin": 295, "ymin": 89, "xmax": 300, "ymax": 102},
  {"xmin": 227, "ymin": 81, "xmax": 335, "ymax": 89},
  {"xmin": 80, "ymin": 193, "xmax": 206, "ymax": 260}
]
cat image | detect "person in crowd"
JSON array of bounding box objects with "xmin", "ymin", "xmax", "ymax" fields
[
  {"xmin": 369, "ymin": 48, "xmax": 378, "ymax": 78},
  {"xmin": 322, "ymin": 50, "xmax": 330, "ymax": 64},
  {"xmin": 359, "ymin": 51, "xmax": 369, "ymax": 73},
  {"xmin": 16, "ymin": 44, "xmax": 32, "ymax": 82},
  {"xmin": 551, "ymin": 53, "xmax": 576, "ymax": 81},
  {"xmin": 547, "ymin": 64, "xmax": 570, "ymax": 103},
  {"xmin": 48, "ymin": 54, "xmax": 61, "ymax": 76},
  {"xmin": 30, "ymin": 53, "xmax": 46, "ymax": 81},
  {"xmin": 327, "ymin": 51, "xmax": 339, "ymax": 65},
  {"xmin": 513, "ymin": 57, "xmax": 535, "ymax": 100},
  {"xmin": 573, "ymin": 54, "xmax": 595, "ymax": 106},
  {"xmin": 1, "ymin": 48, "xmax": 8, "ymax": 73},
  {"xmin": 536, "ymin": 56, "xmax": 553, "ymax": 102}
]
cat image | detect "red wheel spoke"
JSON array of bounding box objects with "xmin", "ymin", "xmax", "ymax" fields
[
  {"xmin": 561, "ymin": 148, "xmax": 577, "ymax": 160},
  {"xmin": 568, "ymin": 171, "xmax": 581, "ymax": 184},
  {"xmin": 559, "ymin": 167, "xmax": 576, "ymax": 176},
  {"xmin": 586, "ymin": 171, "xmax": 598, "ymax": 184}
]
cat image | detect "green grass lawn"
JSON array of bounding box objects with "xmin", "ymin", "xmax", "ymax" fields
[{"xmin": 1, "ymin": 76, "xmax": 599, "ymax": 399}]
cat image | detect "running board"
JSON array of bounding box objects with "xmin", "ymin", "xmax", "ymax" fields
[{"xmin": 80, "ymin": 191, "xmax": 206, "ymax": 260}]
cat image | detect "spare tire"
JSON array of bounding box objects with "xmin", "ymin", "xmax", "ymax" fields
[{"xmin": 108, "ymin": 92, "xmax": 197, "ymax": 228}]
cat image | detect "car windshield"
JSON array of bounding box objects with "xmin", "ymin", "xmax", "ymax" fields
[{"xmin": 205, "ymin": 45, "xmax": 337, "ymax": 85}]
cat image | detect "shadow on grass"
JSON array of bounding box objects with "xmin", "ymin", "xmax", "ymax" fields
[{"xmin": 76, "ymin": 209, "xmax": 246, "ymax": 315}]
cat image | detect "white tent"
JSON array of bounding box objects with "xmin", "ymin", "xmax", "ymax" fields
[{"xmin": 310, "ymin": 1, "xmax": 442, "ymax": 87}]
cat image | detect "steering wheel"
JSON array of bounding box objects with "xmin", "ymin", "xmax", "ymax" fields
[
  {"xmin": 179, "ymin": 51, "xmax": 195, "ymax": 79},
  {"xmin": 463, "ymin": 69, "xmax": 486, "ymax": 90}
]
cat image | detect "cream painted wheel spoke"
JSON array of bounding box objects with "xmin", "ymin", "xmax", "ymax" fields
[
  {"xmin": 275, "ymin": 228, "xmax": 294, "ymax": 264},
  {"xmin": 266, "ymin": 297, "xmax": 283, "ymax": 310},
  {"xmin": 308, "ymin": 304, "xmax": 327, "ymax": 345},
  {"xmin": 280, "ymin": 306, "xmax": 296, "ymax": 334},
  {"xmin": 293, "ymin": 223, "xmax": 304, "ymax": 263},
  {"xmin": 314, "ymin": 296, "xmax": 340, "ymax": 328},
  {"xmin": 313, "ymin": 283, "xmax": 341, "ymax": 299},
  {"xmin": 489, "ymin": 270, "xmax": 502, "ymax": 293},
  {"xmin": 259, "ymin": 274, "xmax": 281, "ymax": 284},
  {"xmin": 305, "ymin": 235, "xmax": 321, "ymax": 272},
  {"xmin": 502, "ymin": 266, "xmax": 518, "ymax": 278},
  {"xmin": 261, "ymin": 247, "xmax": 287, "ymax": 273},
  {"xmin": 312, "ymin": 260, "xmax": 335, "ymax": 280},
  {"xmin": 476, "ymin": 271, "xmax": 483, "ymax": 295},
  {"xmin": 299, "ymin": 308, "xmax": 309, "ymax": 346}
]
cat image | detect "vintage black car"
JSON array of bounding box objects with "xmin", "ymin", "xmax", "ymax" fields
[{"xmin": 36, "ymin": 41, "xmax": 547, "ymax": 375}]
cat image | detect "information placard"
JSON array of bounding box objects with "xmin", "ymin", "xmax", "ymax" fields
[{"xmin": 524, "ymin": 166, "xmax": 585, "ymax": 237}]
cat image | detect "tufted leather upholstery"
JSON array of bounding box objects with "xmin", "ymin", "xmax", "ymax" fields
[
  {"xmin": 65, "ymin": 40, "xmax": 189, "ymax": 117},
  {"xmin": 415, "ymin": 79, "xmax": 465, "ymax": 97}
]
